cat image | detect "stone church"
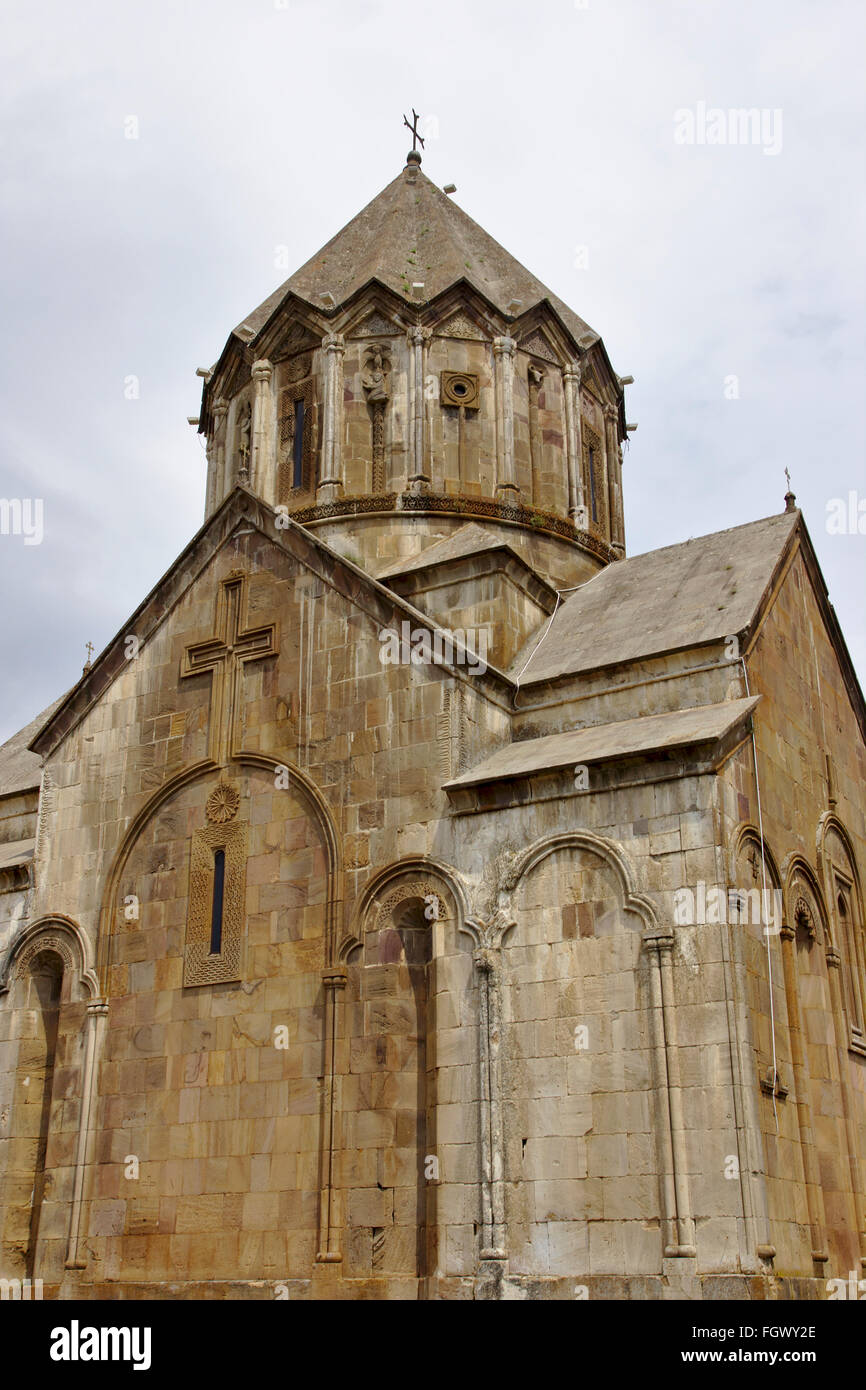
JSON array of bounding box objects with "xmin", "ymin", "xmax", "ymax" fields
[{"xmin": 1, "ymin": 146, "xmax": 864, "ymax": 1301}]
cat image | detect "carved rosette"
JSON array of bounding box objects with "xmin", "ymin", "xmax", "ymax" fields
[{"xmin": 206, "ymin": 780, "xmax": 240, "ymax": 825}]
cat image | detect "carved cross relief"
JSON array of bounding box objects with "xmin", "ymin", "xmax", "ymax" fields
[{"xmin": 181, "ymin": 571, "xmax": 278, "ymax": 766}]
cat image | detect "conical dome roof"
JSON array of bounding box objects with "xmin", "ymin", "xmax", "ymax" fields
[{"xmin": 234, "ymin": 156, "xmax": 598, "ymax": 350}]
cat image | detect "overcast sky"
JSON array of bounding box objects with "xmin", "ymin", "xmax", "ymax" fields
[{"xmin": 1, "ymin": 0, "xmax": 864, "ymax": 744}]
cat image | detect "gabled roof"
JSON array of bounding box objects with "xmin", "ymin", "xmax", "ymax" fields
[
  {"xmin": 0, "ymin": 695, "xmax": 65, "ymax": 798},
  {"xmin": 512, "ymin": 511, "xmax": 802, "ymax": 685},
  {"xmin": 445, "ymin": 697, "xmax": 761, "ymax": 791},
  {"xmin": 236, "ymin": 159, "xmax": 597, "ymax": 351},
  {"xmin": 376, "ymin": 523, "xmax": 556, "ymax": 600},
  {"xmin": 378, "ymin": 523, "xmax": 510, "ymax": 579},
  {"xmin": 29, "ymin": 487, "xmax": 515, "ymax": 761}
]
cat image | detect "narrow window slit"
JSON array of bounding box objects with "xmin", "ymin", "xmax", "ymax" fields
[
  {"xmin": 210, "ymin": 848, "xmax": 226, "ymax": 955},
  {"xmin": 292, "ymin": 399, "xmax": 305, "ymax": 489}
]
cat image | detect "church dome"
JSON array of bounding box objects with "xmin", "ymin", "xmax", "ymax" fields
[{"xmin": 198, "ymin": 152, "xmax": 630, "ymax": 589}]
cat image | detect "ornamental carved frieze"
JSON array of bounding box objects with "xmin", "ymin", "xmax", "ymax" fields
[
  {"xmin": 438, "ymin": 312, "xmax": 486, "ymax": 342},
  {"xmin": 519, "ymin": 330, "xmax": 559, "ymax": 365},
  {"xmin": 15, "ymin": 933, "xmax": 74, "ymax": 980},
  {"xmin": 374, "ymin": 876, "xmax": 448, "ymax": 935},
  {"xmin": 349, "ymin": 311, "xmax": 397, "ymax": 339},
  {"xmin": 794, "ymin": 895, "xmax": 816, "ymax": 940}
]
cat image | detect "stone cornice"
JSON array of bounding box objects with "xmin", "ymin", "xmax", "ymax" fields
[{"xmin": 291, "ymin": 490, "xmax": 617, "ymax": 561}]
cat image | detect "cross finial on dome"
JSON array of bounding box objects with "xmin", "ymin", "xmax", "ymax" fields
[{"xmin": 403, "ymin": 108, "xmax": 424, "ymax": 164}]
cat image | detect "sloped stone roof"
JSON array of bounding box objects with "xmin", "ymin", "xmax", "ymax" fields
[
  {"xmin": 0, "ymin": 695, "xmax": 65, "ymax": 797},
  {"xmin": 378, "ymin": 524, "xmax": 507, "ymax": 578},
  {"xmin": 237, "ymin": 160, "xmax": 597, "ymax": 348},
  {"xmin": 0, "ymin": 837, "xmax": 35, "ymax": 870},
  {"xmin": 445, "ymin": 697, "xmax": 761, "ymax": 789},
  {"xmin": 376, "ymin": 523, "xmax": 552, "ymax": 588},
  {"xmin": 512, "ymin": 511, "xmax": 800, "ymax": 685}
]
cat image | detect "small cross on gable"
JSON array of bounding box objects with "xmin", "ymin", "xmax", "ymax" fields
[{"xmin": 181, "ymin": 571, "xmax": 278, "ymax": 765}]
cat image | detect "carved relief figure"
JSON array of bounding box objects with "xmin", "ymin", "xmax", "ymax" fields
[
  {"xmin": 362, "ymin": 344, "xmax": 391, "ymax": 491},
  {"xmin": 236, "ymin": 400, "xmax": 252, "ymax": 482},
  {"xmin": 361, "ymin": 344, "xmax": 391, "ymax": 403}
]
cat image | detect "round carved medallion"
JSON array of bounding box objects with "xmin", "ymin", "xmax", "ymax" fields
[{"xmin": 206, "ymin": 781, "xmax": 240, "ymax": 825}]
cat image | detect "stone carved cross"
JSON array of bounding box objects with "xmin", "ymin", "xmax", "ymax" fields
[{"xmin": 181, "ymin": 571, "xmax": 277, "ymax": 765}]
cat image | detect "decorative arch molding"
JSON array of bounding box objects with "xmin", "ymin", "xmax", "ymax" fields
[
  {"xmin": 340, "ymin": 854, "xmax": 470, "ymax": 961},
  {"xmin": 780, "ymin": 852, "xmax": 829, "ymax": 945},
  {"xmin": 729, "ymin": 821, "xmax": 783, "ymax": 890},
  {"xmin": 817, "ymin": 811, "xmax": 866, "ymax": 1043},
  {"xmin": 817, "ymin": 813, "xmax": 864, "ymax": 904},
  {"xmin": 0, "ymin": 913, "xmax": 98, "ymax": 1001},
  {"xmin": 332, "ymin": 854, "xmax": 470, "ymax": 1276},
  {"xmin": 0, "ymin": 913, "xmax": 105, "ymax": 1275},
  {"xmin": 814, "ymin": 815, "xmax": 866, "ymax": 1259},
  {"xmin": 97, "ymin": 753, "xmax": 343, "ymax": 986},
  {"xmin": 501, "ymin": 828, "xmax": 659, "ymax": 935}
]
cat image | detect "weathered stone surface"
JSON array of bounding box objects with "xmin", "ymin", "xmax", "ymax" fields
[{"xmin": 1, "ymin": 154, "xmax": 863, "ymax": 1305}]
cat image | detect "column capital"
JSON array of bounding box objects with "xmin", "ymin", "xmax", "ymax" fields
[
  {"xmin": 563, "ymin": 360, "xmax": 582, "ymax": 384},
  {"xmin": 213, "ymin": 396, "xmax": 230, "ymax": 421},
  {"xmin": 407, "ymin": 325, "xmax": 431, "ymax": 347},
  {"xmin": 251, "ymin": 358, "xmax": 273, "ymax": 383},
  {"xmin": 603, "ymin": 401, "xmax": 619, "ymax": 424},
  {"xmin": 642, "ymin": 928, "xmax": 675, "ymax": 954},
  {"xmin": 322, "ymin": 332, "xmax": 345, "ymax": 355},
  {"xmin": 493, "ymin": 335, "xmax": 516, "ymax": 357},
  {"xmin": 472, "ymin": 947, "xmax": 498, "ymax": 975},
  {"xmin": 466, "ymin": 909, "xmax": 515, "ymax": 953},
  {"xmin": 322, "ymin": 966, "xmax": 348, "ymax": 990},
  {"xmin": 826, "ymin": 946, "xmax": 842, "ymax": 969}
]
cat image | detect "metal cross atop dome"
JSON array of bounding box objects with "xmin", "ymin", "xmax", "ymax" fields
[{"xmin": 403, "ymin": 109, "xmax": 425, "ymax": 152}]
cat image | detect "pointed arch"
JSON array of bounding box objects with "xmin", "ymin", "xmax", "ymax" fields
[
  {"xmin": 817, "ymin": 812, "xmax": 866, "ymax": 1043},
  {"xmin": 780, "ymin": 852, "xmax": 829, "ymax": 945},
  {"xmin": 338, "ymin": 855, "xmax": 471, "ymax": 1285},
  {"xmin": 729, "ymin": 821, "xmax": 783, "ymax": 890},
  {"xmin": 96, "ymin": 753, "xmax": 343, "ymax": 986}
]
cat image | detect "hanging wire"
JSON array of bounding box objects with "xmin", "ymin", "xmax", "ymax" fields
[{"xmin": 512, "ymin": 583, "xmax": 590, "ymax": 709}]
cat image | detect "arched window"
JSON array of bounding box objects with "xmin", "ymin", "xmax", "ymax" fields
[
  {"xmin": 1, "ymin": 950, "xmax": 63, "ymax": 1282},
  {"xmin": 836, "ymin": 882, "xmax": 865, "ymax": 1041},
  {"xmin": 278, "ymin": 376, "xmax": 314, "ymax": 500},
  {"xmin": 824, "ymin": 823, "xmax": 866, "ymax": 1051}
]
